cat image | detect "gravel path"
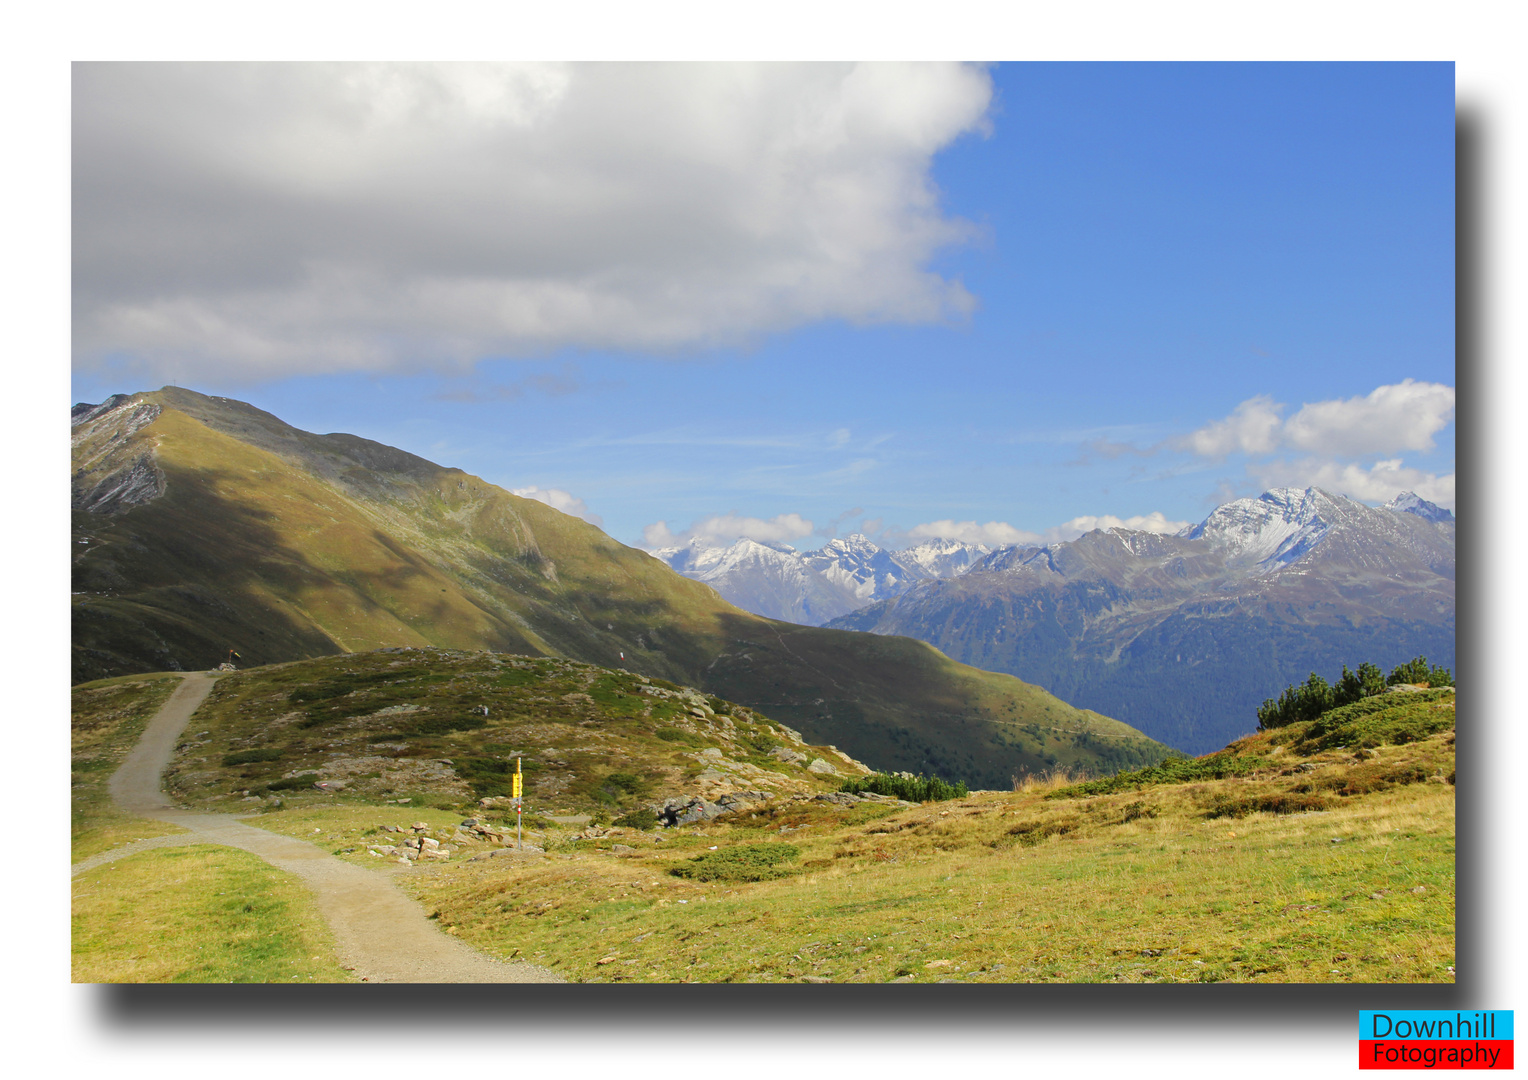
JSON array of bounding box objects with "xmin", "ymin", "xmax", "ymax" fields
[{"xmin": 88, "ymin": 671, "xmax": 562, "ymax": 983}]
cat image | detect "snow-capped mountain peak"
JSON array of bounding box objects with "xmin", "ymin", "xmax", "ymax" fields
[
  {"xmin": 1180, "ymin": 487, "xmax": 1363, "ymax": 571},
  {"xmin": 1383, "ymin": 491, "xmax": 1455, "ymax": 523}
]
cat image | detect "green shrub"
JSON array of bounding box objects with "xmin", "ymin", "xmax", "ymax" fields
[
  {"xmin": 264, "ymin": 773, "xmax": 321, "ymax": 791},
  {"xmin": 670, "ymin": 843, "xmax": 801, "ymax": 883},
  {"xmin": 1204, "ymin": 793, "xmax": 1329, "ymax": 818},
  {"xmin": 1292, "ymin": 691, "xmax": 1456, "ymax": 753},
  {"xmin": 655, "ymin": 727, "xmax": 700, "ymax": 745},
  {"xmin": 407, "ymin": 717, "xmax": 488, "ymax": 736},
  {"xmin": 1386, "ymin": 656, "xmax": 1454, "ymax": 688},
  {"xmin": 839, "ymin": 772, "xmax": 968, "ymax": 803},
  {"xmin": 612, "ymin": 807, "xmax": 658, "ymax": 830},
  {"xmin": 1052, "ymin": 753, "xmax": 1266, "ymax": 798},
  {"xmin": 1006, "ymin": 818, "xmax": 1077, "ymax": 846},
  {"xmin": 1259, "ymin": 658, "xmax": 1454, "ymax": 730},
  {"xmin": 222, "ymin": 748, "xmax": 283, "ymax": 767}
]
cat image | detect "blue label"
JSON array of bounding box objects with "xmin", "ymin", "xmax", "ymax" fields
[{"xmin": 1361, "ymin": 1011, "xmax": 1514, "ymax": 1041}]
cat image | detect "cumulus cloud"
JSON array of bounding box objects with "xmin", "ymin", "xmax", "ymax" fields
[
  {"xmin": 1182, "ymin": 381, "xmax": 1455, "ymax": 461},
  {"xmin": 642, "ymin": 512, "xmax": 815, "ymax": 549},
  {"xmin": 1281, "ymin": 379, "xmax": 1455, "ymax": 457},
  {"xmin": 73, "ymin": 62, "xmax": 993, "ymax": 383},
  {"xmin": 511, "ymin": 485, "xmax": 604, "ymax": 527},
  {"xmin": 1045, "ymin": 511, "xmax": 1191, "ymax": 543},
  {"xmin": 1179, "ymin": 395, "xmax": 1285, "ymax": 458},
  {"xmin": 1175, "ymin": 381, "xmax": 1457, "ymax": 510},
  {"xmin": 1250, "ymin": 459, "xmax": 1455, "ymax": 511}
]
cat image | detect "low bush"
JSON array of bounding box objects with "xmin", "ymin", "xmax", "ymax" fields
[
  {"xmin": 840, "ymin": 772, "xmax": 968, "ymax": 803},
  {"xmin": 1204, "ymin": 792, "xmax": 1329, "ymax": 818},
  {"xmin": 655, "ymin": 727, "xmax": 700, "ymax": 745},
  {"xmin": 407, "ymin": 717, "xmax": 488, "ymax": 736},
  {"xmin": 1051, "ymin": 753, "xmax": 1266, "ymax": 798},
  {"xmin": 264, "ymin": 773, "xmax": 321, "ymax": 791},
  {"xmin": 612, "ymin": 807, "xmax": 658, "ymax": 830},
  {"xmin": 1292, "ymin": 691, "xmax": 1456, "ymax": 754},
  {"xmin": 670, "ymin": 843, "xmax": 801, "ymax": 883},
  {"xmin": 1301, "ymin": 762, "xmax": 1433, "ymax": 797},
  {"xmin": 1006, "ymin": 818, "xmax": 1078, "ymax": 846},
  {"xmin": 222, "ymin": 748, "xmax": 283, "ymax": 767}
]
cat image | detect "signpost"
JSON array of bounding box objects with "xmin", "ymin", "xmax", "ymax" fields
[{"xmin": 512, "ymin": 757, "xmax": 523, "ymax": 850}]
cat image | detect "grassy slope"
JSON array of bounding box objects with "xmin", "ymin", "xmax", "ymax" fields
[
  {"xmin": 72, "ymin": 390, "xmax": 1174, "ymax": 786},
  {"xmin": 260, "ymin": 685, "xmax": 1456, "ymax": 983},
  {"xmin": 143, "ymin": 649, "xmax": 871, "ymax": 818},
  {"xmin": 70, "ymin": 674, "xmax": 187, "ymax": 859}
]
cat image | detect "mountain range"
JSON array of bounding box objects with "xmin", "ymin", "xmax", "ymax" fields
[
  {"xmin": 827, "ymin": 487, "xmax": 1455, "ymax": 754},
  {"xmin": 70, "ymin": 388, "xmax": 1174, "ymax": 788},
  {"xmin": 649, "ymin": 533, "xmax": 990, "ymax": 624}
]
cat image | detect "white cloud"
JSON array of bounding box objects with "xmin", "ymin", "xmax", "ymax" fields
[
  {"xmin": 642, "ymin": 512, "xmax": 815, "ymax": 549},
  {"xmin": 1183, "ymin": 381, "xmax": 1455, "ymax": 460},
  {"xmin": 1281, "ymin": 379, "xmax": 1455, "ymax": 457},
  {"xmin": 73, "ymin": 62, "xmax": 993, "ymax": 382},
  {"xmin": 1250, "ymin": 459, "xmax": 1456, "ymax": 511},
  {"xmin": 902, "ymin": 520, "xmax": 1042, "ymax": 546},
  {"xmin": 1180, "ymin": 395, "xmax": 1285, "ymax": 458},
  {"xmin": 1046, "ymin": 511, "xmax": 1192, "ymax": 543},
  {"xmin": 511, "ymin": 485, "xmax": 604, "ymax": 527}
]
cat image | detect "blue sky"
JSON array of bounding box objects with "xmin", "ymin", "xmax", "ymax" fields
[{"xmin": 71, "ymin": 62, "xmax": 1456, "ymax": 551}]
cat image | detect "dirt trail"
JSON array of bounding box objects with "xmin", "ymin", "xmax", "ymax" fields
[{"xmin": 88, "ymin": 671, "xmax": 561, "ymax": 983}]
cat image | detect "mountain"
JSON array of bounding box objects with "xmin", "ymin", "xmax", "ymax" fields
[
  {"xmin": 71, "ymin": 388, "xmax": 1175, "ymax": 788},
  {"xmin": 649, "ymin": 532, "xmax": 990, "ymax": 625},
  {"xmin": 827, "ymin": 487, "xmax": 1455, "ymax": 755},
  {"xmin": 1383, "ymin": 491, "xmax": 1455, "ymax": 524},
  {"xmin": 648, "ymin": 538, "xmax": 867, "ymax": 625}
]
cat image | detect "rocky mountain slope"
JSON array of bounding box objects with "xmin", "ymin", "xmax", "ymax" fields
[
  {"xmin": 827, "ymin": 488, "xmax": 1455, "ymax": 754},
  {"xmin": 71, "ymin": 388, "xmax": 1174, "ymax": 787}
]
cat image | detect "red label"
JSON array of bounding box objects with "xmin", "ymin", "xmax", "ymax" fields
[{"xmin": 1360, "ymin": 1041, "xmax": 1514, "ymax": 1069}]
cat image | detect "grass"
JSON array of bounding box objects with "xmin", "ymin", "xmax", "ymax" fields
[
  {"xmin": 70, "ymin": 674, "xmax": 188, "ymax": 861},
  {"xmin": 71, "ymin": 649, "xmax": 1454, "ymax": 985},
  {"xmin": 373, "ymin": 706, "xmax": 1455, "ymax": 983},
  {"xmin": 150, "ymin": 649, "xmax": 862, "ymax": 818},
  {"xmin": 72, "ymin": 844, "xmax": 351, "ymax": 983}
]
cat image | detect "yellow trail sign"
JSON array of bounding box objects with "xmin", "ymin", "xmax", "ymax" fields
[{"xmin": 512, "ymin": 757, "xmax": 522, "ymax": 799}]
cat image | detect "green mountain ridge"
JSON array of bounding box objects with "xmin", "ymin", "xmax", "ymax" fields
[{"xmin": 71, "ymin": 388, "xmax": 1174, "ymax": 788}]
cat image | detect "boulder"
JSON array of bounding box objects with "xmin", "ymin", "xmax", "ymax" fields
[{"xmin": 806, "ymin": 758, "xmax": 839, "ymax": 776}]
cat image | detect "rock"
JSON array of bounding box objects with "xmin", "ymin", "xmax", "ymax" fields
[
  {"xmin": 460, "ymin": 819, "xmax": 480, "ymax": 828},
  {"xmin": 611, "ymin": 844, "xmax": 636, "ymax": 853},
  {"xmin": 799, "ymin": 976, "xmax": 832, "ymax": 983},
  {"xmin": 697, "ymin": 748, "xmax": 724, "ymax": 759},
  {"xmin": 411, "ymin": 822, "xmax": 430, "ymax": 831},
  {"xmin": 470, "ymin": 843, "xmax": 545, "ymax": 860},
  {"xmin": 420, "ymin": 837, "xmax": 440, "ymax": 849},
  {"xmin": 769, "ymin": 748, "xmax": 808, "ymax": 764},
  {"xmin": 1412, "ymin": 886, "xmax": 1426, "ymax": 894},
  {"xmin": 806, "ymin": 758, "xmax": 839, "ymax": 776}
]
